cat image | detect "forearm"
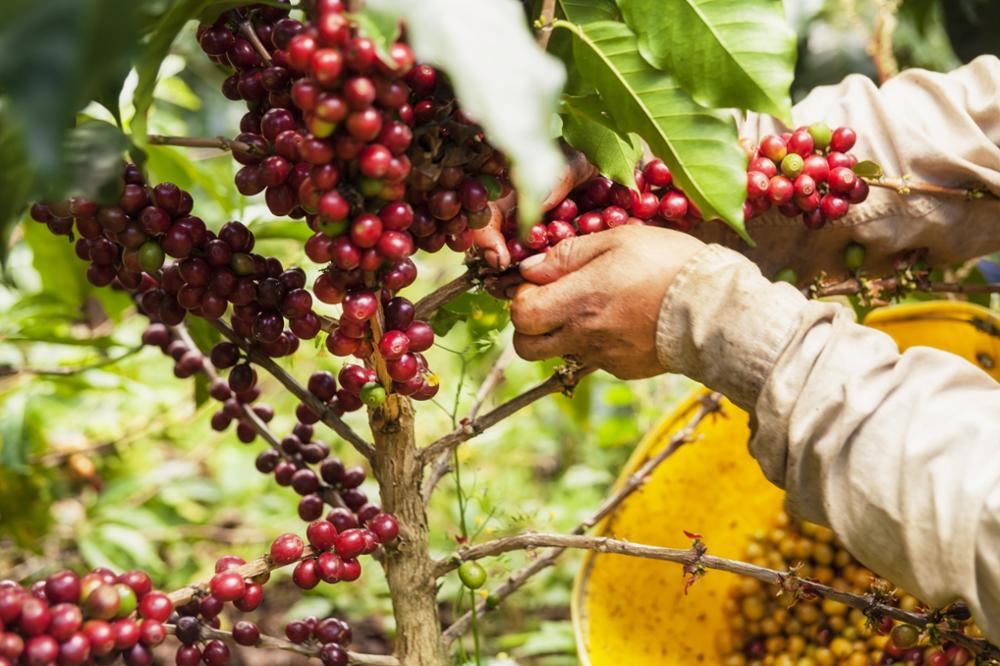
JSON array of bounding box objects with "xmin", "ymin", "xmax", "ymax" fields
[
  {"xmin": 694, "ymin": 55, "xmax": 1000, "ymax": 280},
  {"xmin": 658, "ymin": 244, "xmax": 1000, "ymax": 643}
]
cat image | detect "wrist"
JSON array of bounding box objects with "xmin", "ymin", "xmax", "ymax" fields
[{"xmin": 655, "ymin": 244, "xmax": 808, "ymax": 410}]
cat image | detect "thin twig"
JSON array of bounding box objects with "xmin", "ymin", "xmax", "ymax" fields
[
  {"xmin": 147, "ymin": 135, "xmax": 253, "ymax": 154},
  {"xmin": 536, "ymin": 0, "xmax": 557, "ymax": 49},
  {"xmin": 422, "ymin": 345, "xmax": 518, "ymax": 501},
  {"xmin": 166, "ymin": 623, "xmax": 398, "ymax": 666},
  {"xmin": 209, "ymin": 319, "xmax": 375, "ymax": 460},
  {"xmin": 441, "ymin": 393, "xmax": 723, "ymax": 644},
  {"xmin": 172, "ymin": 323, "xmax": 347, "ymax": 511},
  {"xmin": 807, "ymin": 275, "xmax": 1000, "ymax": 300},
  {"xmin": 0, "ymin": 346, "xmax": 143, "ymax": 378},
  {"xmin": 440, "ymin": 533, "xmax": 998, "ymax": 659},
  {"xmin": 413, "ymin": 271, "xmax": 476, "ymax": 322},
  {"xmin": 419, "ymin": 361, "xmax": 593, "ymax": 465},
  {"xmin": 864, "ymin": 176, "xmax": 998, "ymax": 200},
  {"xmin": 167, "ymin": 545, "xmax": 318, "ymax": 607},
  {"xmin": 240, "ymin": 21, "xmax": 273, "ymax": 65}
]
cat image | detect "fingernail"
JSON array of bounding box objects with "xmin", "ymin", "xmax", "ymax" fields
[
  {"xmin": 504, "ymin": 286, "xmax": 520, "ymax": 299},
  {"xmin": 519, "ymin": 254, "xmax": 545, "ymax": 271},
  {"xmin": 484, "ymin": 249, "xmax": 499, "ymax": 267}
]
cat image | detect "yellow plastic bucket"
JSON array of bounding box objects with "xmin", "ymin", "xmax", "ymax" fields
[{"xmin": 572, "ymin": 301, "xmax": 999, "ymax": 665}]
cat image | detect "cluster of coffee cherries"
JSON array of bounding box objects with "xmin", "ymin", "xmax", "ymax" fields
[
  {"xmin": 744, "ymin": 123, "xmax": 870, "ymax": 229},
  {"xmin": 30, "ymin": 165, "xmax": 323, "ymax": 348},
  {"xmin": 196, "ymin": 0, "xmax": 515, "ymax": 401},
  {"xmin": 0, "ymin": 569, "xmax": 173, "ymax": 666},
  {"xmin": 30, "ymin": 172, "xmax": 391, "ymax": 537},
  {"xmin": 498, "ymin": 159, "xmax": 700, "ymax": 261},
  {"xmin": 716, "ymin": 512, "xmax": 979, "ymax": 666}
]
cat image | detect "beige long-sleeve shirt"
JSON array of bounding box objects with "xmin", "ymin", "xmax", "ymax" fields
[{"xmin": 657, "ymin": 57, "xmax": 1000, "ymax": 643}]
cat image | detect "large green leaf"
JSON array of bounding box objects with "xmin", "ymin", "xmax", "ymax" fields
[
  {"xmin": 560, "ymin": 95, "xmax": 641, "ymax": 190},
  {"xmin": 618, "ymin": 0, "xmax": 795, "ymax": 122},
  {"xmin": 555, "ymin": 20, "xmax": 749, "ymax": 241},
  {"xmin": 131, "ymin": 0, "xmax": 232, "ymax": 153},
  {"xmin": 556, "ymin": 0, "xmax": 620, "ymax": 23}
]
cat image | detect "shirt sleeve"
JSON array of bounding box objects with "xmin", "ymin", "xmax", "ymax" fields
[
  {"xmin": 657, "ymin": 243, "xmax": 1000, "ymax": 644},
  {"xmin": 691, "ymin": 55, "xmax": 1000, "ymax": 281}
]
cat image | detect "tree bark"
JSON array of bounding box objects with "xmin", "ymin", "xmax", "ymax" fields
[{"xmin": 370, "ymin": 396, "xmax": 447, "ymax": 666}]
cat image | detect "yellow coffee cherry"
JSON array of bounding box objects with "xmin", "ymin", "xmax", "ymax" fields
[
  {"xmin": 813, "ymin": 543, "xmax": 834, "ymax": 565},
  {"xmin": 761, "ymin": 618, "xmax": 781, "ymax": 636},
  {"xmin": 834, "ymin": 549, "xmax": 852, "ymax": 568},
  {"xmin": 830, "ymin": 638, "xmax": 852, "ymax": 658},
  {"xmin": 786, "ymin": 635, "xmax": 806, "ymax": 656},
  {"xmin": 795, "ymin": 603, "xmax": 821, "ymax": 625},
  {"xmin": 899, "ymin": 595, "xmax": 919, "ymax": 612},
  {"xmin": 794, "ymin": 538, "xmax": 814, "ymax": 560},
  {"xmin": 724, "ymin": 655, "xmax": 747, "ymax": 666},
  {"xmin": 821, "ymin": 598, "xmax": 848, "ymax": 616}
]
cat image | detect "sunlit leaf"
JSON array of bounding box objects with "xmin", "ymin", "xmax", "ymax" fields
[{"xmin": 618, "ymin": 0, "xmax": 796, "ymax": 121}]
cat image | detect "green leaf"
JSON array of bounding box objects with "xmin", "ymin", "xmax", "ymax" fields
[
  {"xmin": 52, "ymin": 121, "xmax": 131, "ymax": 205},
  {"xmin": 349, "ymin": 8, "xmax": 402, "ymax": 64},
  {"xmin": 0, "ymin": 117, "xmax": 33, "ymax": 265},
  {"xmin": 556, "ymin": 20, "xmax": 750, "ymax": 241},
  {"xmin": 556, "ymin": 0, "xmax": 620, "ymax": 23},
  {"xmin": 248, "ymin": 219, "xmax": 315, "ymax": 243},
  {"xmin": 560, "ymin": 95, "xmax": 642, "ymax": 190},
  {"xmin": 618, "ymin": 0, "xmax": 796, "ymax": 122},
  {"xmin": 852, "ymin": 160, "xmax": 884, "ymax": 179},
  {"xmin": 132, "ymin": 0, "xmax": 223, "ymax": 153},
  {"xmin": 0, "ymin": 0, "xmax": 146, "ymax": 179},
  {"xmin": 0, "ymin": 393, "xmax": 31, "ymax": 474}
]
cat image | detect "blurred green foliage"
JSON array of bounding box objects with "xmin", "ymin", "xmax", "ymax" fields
[{"xmin": 0, "ymin": 0, "xmax": 996, "ymax": 663}]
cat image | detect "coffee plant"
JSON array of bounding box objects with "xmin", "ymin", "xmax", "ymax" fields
[{"xmin": 1, "ymin": 1, "xmax": 998, "ymax": 665}]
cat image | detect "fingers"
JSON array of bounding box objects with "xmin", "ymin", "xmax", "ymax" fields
[
  {"xmin": 513, "ymin": 328, "xmax": 574, "ymax": 362},
  {"xmin": 510, "ymin": 275, "xmax": 589, "ymax": 335},
  {"xmin": 542, "ymin": 149, "xmax": 598, "ymax": 210},
  {"xmin": 518, "ymin": 233, "xmax": 612, "ymax": 285},
  {"xmin": 472, "ymin": 201, "xmax": 510, "ymax": 269}
]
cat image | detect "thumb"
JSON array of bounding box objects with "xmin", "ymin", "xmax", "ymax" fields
[{"xmin": 518, "ymin": 233, "xmax": 611, "ymax": 285}]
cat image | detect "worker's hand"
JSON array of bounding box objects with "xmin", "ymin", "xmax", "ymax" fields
[
  {"xmin": 472, "ymin": 149, "xmax": 597, "ymax": 270},
  {"xmin": 510, "ymin": 226, "xmax": 706, "ymax": 379}
]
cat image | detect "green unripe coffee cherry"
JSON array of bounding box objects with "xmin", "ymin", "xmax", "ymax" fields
[
  {"xmin": 360, "ymin": 382, "xmax": 387, "ymax": 408},
  {"xmin": 114, "ymin": 583, "xmax": 137, "ymax": 618},
  {"xmin": 844, "ymin": 242, "xmax": 866, "ymax": 271},
  {"xmin": 480, "ymin": 175, "xmax": 502, "ymax": 201},
  {"xmin": 359, "ymin": 177, "xmax": 384, "ymax": 198},
  {"xmin": 458, "ymin": 561, "xmax": 487, "ymax": 589},
  {"xmin": 808, "ymin": 122, "xmax": 833, "ymax": 150},
  {"xmin": 780, "ymin": 153, "xmax": 804, "ymax": 178},
  {"xmin": 231, "ymin": 252, "xmax": 256, "ymax": 276},
  {"xmin": 774, "ymin": 267, "xmax": 798, "ymax": 285},
  {"xmin": 318, "ymin": 220, "xmax": 349, "ymax": 237},
  {"xmin": 138, "ymin": 241, "xmax": 165, "ymax": 273},
  {"xmin": 485, "ymin": 593, "xmax": 500, "ymax": 610},
  {"xmin": 890, "ymin": 623, "xmax": 920, "ymax": 649}
]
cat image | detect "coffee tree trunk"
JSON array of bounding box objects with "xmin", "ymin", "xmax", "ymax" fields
[{"xmin": 370, "ymin": 397, "xmax": 448, "ymax": 666}]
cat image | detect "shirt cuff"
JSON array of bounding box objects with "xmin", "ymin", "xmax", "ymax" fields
[{"xmin": 655, "ymin": 244, "xmax": 809, "ymax": 411}]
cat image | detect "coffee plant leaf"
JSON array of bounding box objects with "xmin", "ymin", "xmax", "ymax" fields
[
  {"xmin": 853, "ymin": 160, "xmax": 885, "ymax": 179},
  {"xmin": 560, "ymin": 95, "xmax": 642, "ymax": 190},
  {"xmin": 557, "ymin": 20, "xmax": 750, "ymax": 242},
  {"xmin": 132, "ymin": 0, "xmax": 246, "ymax": 153},
  {"xmin": 369, "ymin": 0, "xmax": 567, "ymax": 228},
  {"xmin": 618, "ymin": 0, "xmax": 796, "ymax": 123},
  {"xmin": 555, "ymin": 0, "xmax": 620, "ymax": 22},
  {"xmin": 0, "ymin": 0, "xmax": 147, "ymax": 178},
  {"xmin": 349, "ymin": 8, "xmax": 402, "ymax": 65}
]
